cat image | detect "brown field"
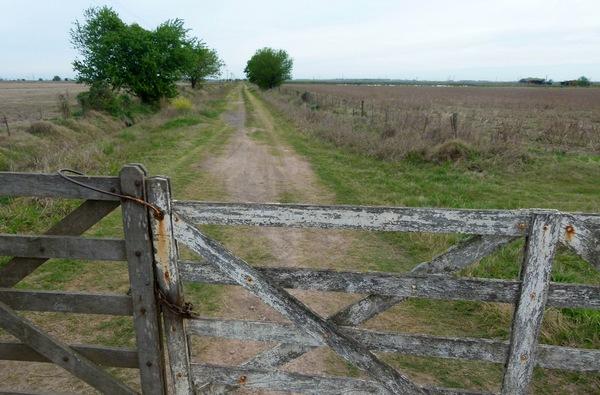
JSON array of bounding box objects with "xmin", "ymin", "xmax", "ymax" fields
[
  {"xmin": 272, "ymin": 84, "xmax": 600, "ymax": 162},
  {"xmin": 0, "ymin": 81, "xmax": 86, "ymax": 125}
]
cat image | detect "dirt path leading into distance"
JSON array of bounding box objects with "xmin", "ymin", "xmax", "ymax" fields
[{"xmin": 194, "ymin": 85, "xmax": 363, "ymax": 379}]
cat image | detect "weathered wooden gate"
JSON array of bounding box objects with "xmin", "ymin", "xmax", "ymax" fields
[
  {"xmin": 0, "ymin": 165, "xmax": 168, "ymax": 394},
  {"xmin": 0, "ymin": 166, "xmax": 599, "ymax": 394}
]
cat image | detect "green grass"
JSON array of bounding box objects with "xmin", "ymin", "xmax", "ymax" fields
[
  {"xmin": 160, "ymin": 116, "xmax": 201, "ymax": 130},
  {"xmin": 249, "ymin": 87, "xmax": 600, "ymax": 393},
  {"xmin": 0, "ymin": 85, "xmax": 236, "ymax": 370}
]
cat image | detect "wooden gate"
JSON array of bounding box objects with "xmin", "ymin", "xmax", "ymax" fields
[
  {"xmin": 0, "ymin": 165, "xmax": 167, "ymax": 394},
  {"xmin": 1, "ymin": 167, "xmax": 599, "ymax": 394}
]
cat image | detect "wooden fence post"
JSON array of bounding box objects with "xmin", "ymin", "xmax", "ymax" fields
[
  {"xmin": 501, "ymin": 212, "xmax": 561, "ymax": 394},
  {"xmin": 120, "ymin": 164, "xmax": 167, "ymax": 395},
  {"xmin": 146, "ymin": 176, "xmax": 194, "ymax": 395}
]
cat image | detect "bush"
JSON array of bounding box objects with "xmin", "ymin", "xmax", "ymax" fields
[
  {"xmin": 26, "ymin": 121, "xmax": 57, "ymax": 135},
  {"xmin": 52, "ymin": 75, "xmax": 61, "ymax": 82},
  {"xmin": 426, "ymin": 139, "xmax": 475, "ymax": 163},
  {"xmin": 57, "ymin": 92, "xmax": 71, "ymax": 118},
  {"xmin": 76, "ymin": 82, "xmax": 144, "ymax": 123},
  {"xmin": 171, "ymin": 96, "xmax": 193, "ymax": 113}
]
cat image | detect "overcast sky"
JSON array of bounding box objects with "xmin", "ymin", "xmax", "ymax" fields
[{"xmin": 1, "ymin": 0, "xmax": 598, "ymax": 81}]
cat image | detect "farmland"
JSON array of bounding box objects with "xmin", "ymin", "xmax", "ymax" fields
[
  {"xmin": 0, "ymin": 82, "xmax": 86, "ymax": 125},
  {"xmin": 0, "ymin": 81, "xmax": 598, "ymax": 393},
  {"xmin": 267, "ymin": 84, "xmax": 600, "ymax": 162}
]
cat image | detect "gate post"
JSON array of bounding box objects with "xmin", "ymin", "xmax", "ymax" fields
[
  {"xmin": 120, "ymin": 164, "xmax": 167, "ymax": 395},
  {"xmin": 146, "ymin": 176, "xmax": 194, "ymax": 395},
  {"xmin": 501, "ymin": 212, "xmax": 561, "ymax": 394}
]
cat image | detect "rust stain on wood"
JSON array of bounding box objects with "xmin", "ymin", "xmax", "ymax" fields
[{"xmin": 565, "ymin": 224, "xmax": 576, "ymax": 241}]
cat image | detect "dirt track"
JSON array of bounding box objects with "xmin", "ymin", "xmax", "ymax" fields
[{"xmin": 194, "ymin": 85, "xmax": 364, "ymax": 379}]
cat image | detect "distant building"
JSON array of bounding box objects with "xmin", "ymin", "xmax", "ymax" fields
[
  {"xmin": 560, "ymin": 80, "xmax": 578, "ymax": 87},
  {"xmin": 519, "ymin": 77, "xmax": 548, "ymax": 85}
]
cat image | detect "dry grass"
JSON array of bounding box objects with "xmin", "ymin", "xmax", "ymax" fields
[
  {"xmin": 0, "ymin": 82, "xmax": 86, "ymax": 125},
  {"xmin": 264, "ymin": 84, "xmax": 600, "ymax": 164}
]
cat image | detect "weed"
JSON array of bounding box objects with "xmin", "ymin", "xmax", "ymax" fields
[{"xmin": 171, "ymin": 96, "xmax": 193, "ymax": 112}]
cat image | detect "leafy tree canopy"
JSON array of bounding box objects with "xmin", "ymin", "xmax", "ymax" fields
[
  {"xmin": 244, "ymin": 48, "xmax": 293, "ymax": 89},
  {"xmin": 71, "ymin": 7, "xmax": 196, "ymax": 103},
  {"xmin": 577, "ymin": 76, "xmax": 591, "ymax": 87},
  {"xmin": 184, "ymin": 42, "xmax": 223, "ymax": 89}
]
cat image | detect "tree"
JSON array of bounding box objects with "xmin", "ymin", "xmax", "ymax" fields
[
  {"xmin": 52, "ymin": 75, "xmax": 61, "ymax": 81},
  {"xmin": 184, "ymin": 42, "xmax": 223, "ymax": 88},
  {"xmin": 71, "ymin": 7, "xmax": 195, "ymax": 103},
  {"xmin": 577, "ymin": 76, "xmax": 591, "ymax": 87},
  {"xmin": 244, "ymin": 48, "xmax": 293, "ymax": 89}
]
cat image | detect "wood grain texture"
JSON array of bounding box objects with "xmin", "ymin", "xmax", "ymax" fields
[
  {"xmin": 0, "ymin": 200, "xmax": 119, "ymax": 287},
  {"xmin": 174, "ymin": 218, "xmax": 425, "ymax": 394},
  {"xmin": 0, "ymin": 340, "xmax": 138, "ymax": 368},
  {"xmin": 120, "ymin": 164, "xmax": 167, "ymax": 395},
  {"xmin": 179, "ymin": 261, "xmax": 598, "ymax": 309},
  {"xmin": 173, "ymin": 201, "xmax": 531, "ymax": 236},
  {"xmin": 560, "ymin": 215, "xmax": 600, "ymax": 270},
  {"xmin": 0, "ymin": 172, "xmax": 121, "ymax": 200},
  {"xmin": 0, "ymin": 300, "xmax": 135, "ymax": 394},
  {"xmin": 0, "ymin": 288, "xmax": 132, "ymax": 315},
  {"xmin": 237, "ymin": 235, "xmax": 516, "ymax": 370},
  {"xmin": 501, "ymin": 213, "xmax": 561, "ymax": 395},
  {"xmin": 188, "ymin": 317, "xmax": 599, "ymax": 372},
  {"xmin": 0, "ymin": 234, "xmax": 126, "ymax": 261},
  {"xmin": 147, "ymin": 177, "xmax": 193, "ymax": 395},
  {"xmin": 190, "ymin": 364, "xmax": 492, "ymax": 395}
]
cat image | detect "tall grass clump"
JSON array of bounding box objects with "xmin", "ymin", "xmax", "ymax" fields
[{"xmin": 170, "ymin": 96, "xmax": 193, "ymax": 113}]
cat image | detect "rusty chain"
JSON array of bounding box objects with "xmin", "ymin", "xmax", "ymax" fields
[{"xmin": 155, "ymin": 288, "xmax": 199, "ymax": 319}]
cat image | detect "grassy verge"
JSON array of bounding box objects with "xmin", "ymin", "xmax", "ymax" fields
[
  {"xmin": 0, "ymin": 83, "xmax": 235, "ymax": 391},
  {"xmin": 248, "ymin": 86, "xmax": 600, "ymax": 393}
]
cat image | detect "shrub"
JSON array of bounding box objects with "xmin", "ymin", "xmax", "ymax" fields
[
  {"xmin": 57, "ymin": 92, "xmax": 71, "ymax": 118},
  {"xmin": 52, "ymin": 75, "xmax": 61, "ymax": 82},
  {"xmin": 426, "ymin": 139, "xmax": 475, "ymax": 163},
  {"xmin": 77, "ymin": 82, "xmax": 143, "ymax": 123},
  {"xmin": 26, "ymin": 121, "xmax": 57, "ymax": 135},
  {"xmin": 171, "ymin": 96, "xmax": 193, "ymax": 112}
]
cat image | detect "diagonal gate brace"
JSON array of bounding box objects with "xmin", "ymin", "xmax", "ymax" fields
[{"xmin": 174, "ymin": 217, "xmax": 425, "ymax": 394}]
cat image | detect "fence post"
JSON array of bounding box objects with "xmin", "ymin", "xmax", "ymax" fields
[
  {"xmin": 120, "ymin": 164, "xmax": 167, "ymax": 395},
  {"xmin": 146, "ymin": 176, "xmax": 194, "ymax": 395},
  {"xmin": 501, "ymin": 212, "xmax": 561, "ymax": 394}
]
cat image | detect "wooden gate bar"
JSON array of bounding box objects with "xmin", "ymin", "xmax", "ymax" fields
[
  {"xmin": 174, "ymin": 201, "xmax": 531, "ymax": 236},
  {"xmin": 120, "ymin": 164, "xmax": 167, "ymax": 395},
  {"xmin": 190, "ymin": 364, "xmax": 493, "ymax": 395},
  {"xmin": 188, "ymin": 317, "xmax": 600, "ymax": 372},
  {"xmin": 0, "ymin": 173, "xmax": 121, "ymax": 200},
  {"xmin": 0, "ymin": 300, "xmax": 135, "ymax": 394},
  {"xmin": 175, "ymin": 202, "xmax": 599, "ymax": 266},
  {"xmin": 178, "ymin": 261, "xmax": 599, "ymax": 309},
  {"xmin": 0, "ymin": 341, "xmax": 139, "ymax": 368},
  {"xmin": 0, "ymin": 200, "xmax": 119, "ymax": 287},
  {"xmin": 0, "ymin": 288, "xmax": 132, "ymax": 315},
  {"xmin": 0, "ymin": 234, "xmax": 126, "ymax": 261},
  {"xmin": 174, "ymin": 218, "xmax": 425, "ymax": 394},
  {"xmin": 501, "ymin": 213, "xmax": 561, "ymax": 394},
  {"xmin": 146, "ymin": 177, "xmax": 193, "ymax": 395}
]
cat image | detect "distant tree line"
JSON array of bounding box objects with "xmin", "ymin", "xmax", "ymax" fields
[
  {"xmin": 71, "ymin": 6, "xmax": 223, "ymax": 104},
  {"xmin": 519, "ymin": 76, "xmax": 591, "ymax": 87}
]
